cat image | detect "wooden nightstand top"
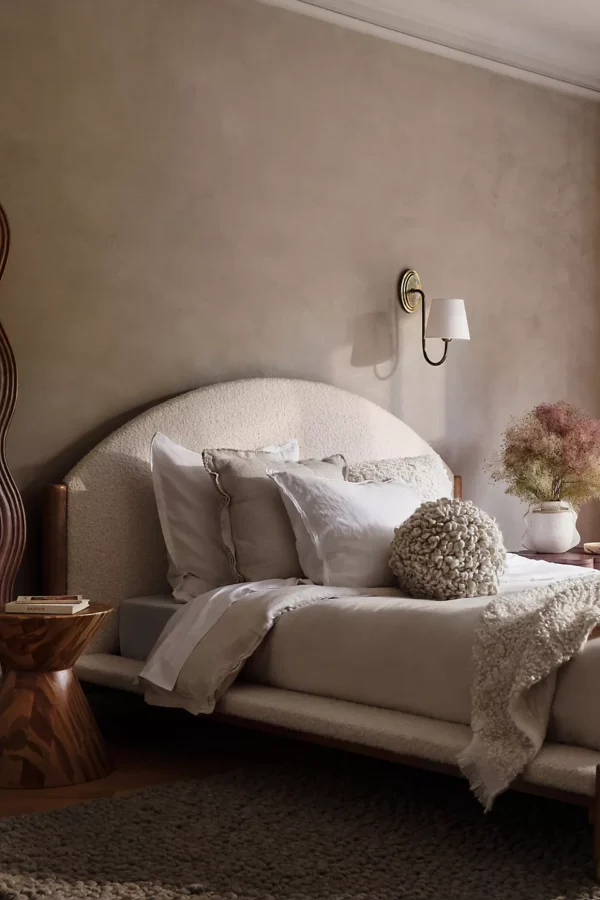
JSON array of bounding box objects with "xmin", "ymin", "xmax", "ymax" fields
[
  {"xmin": 515, "ymin": 549, "xmax": 600, "ymax": 569},
  {"xmin": 0, "ymin": 604, "xmax": 112, "ymax": 671}
]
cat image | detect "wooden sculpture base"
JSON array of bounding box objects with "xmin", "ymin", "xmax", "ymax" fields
[{"xmin": 0, "ymin": 605, "xmax": 114, "ymax": 788}]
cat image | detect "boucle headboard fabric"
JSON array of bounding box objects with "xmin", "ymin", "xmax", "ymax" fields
[{"xmin": 64, "ymin": 378, "xmax": 448, "ymax": 653}]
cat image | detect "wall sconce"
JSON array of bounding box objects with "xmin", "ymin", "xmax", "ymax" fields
[{"xmin": 397, "ymin": 269, "xmax": 470, "ymax": 367}]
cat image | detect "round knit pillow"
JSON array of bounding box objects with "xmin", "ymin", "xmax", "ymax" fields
[{"xmin": 390, "ymin": 498, "xmax": 506, "ymax": 600}]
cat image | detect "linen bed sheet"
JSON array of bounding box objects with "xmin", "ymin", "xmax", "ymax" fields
[{"xmin": 140, "ymin": 555, "xmax": 600, "ymax": 752}]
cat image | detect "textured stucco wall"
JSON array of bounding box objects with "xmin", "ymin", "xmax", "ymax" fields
[{"xmin": 0, "ymin": 0, "xmax": 598, "ymax": 581}]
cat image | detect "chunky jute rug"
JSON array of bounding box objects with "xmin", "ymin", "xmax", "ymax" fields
[{"xmin": 0, "ymin": 753, "xmax": 598, "ymax": 900}]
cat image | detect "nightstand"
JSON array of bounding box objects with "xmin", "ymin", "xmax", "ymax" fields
[
  {"xmin": 0, "ymin": 604, "xmax": 114, "ymax": 788},
  {"xmin": 515, "ymin": 549, "xmax": 600, "ymax": 570}
]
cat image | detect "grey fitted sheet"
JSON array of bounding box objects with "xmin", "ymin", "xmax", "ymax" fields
[{"xmin": 119, "ymin": 594, "xmax": 178, "ymax": 661}]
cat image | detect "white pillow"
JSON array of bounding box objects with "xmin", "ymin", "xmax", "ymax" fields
[
  {"xmin": 150, "ymin": 433, "xmax": 299, "ymax": 602},
  {"xmin": 269, "ymin": 470, "xmax": 420, "ymax": 588}
]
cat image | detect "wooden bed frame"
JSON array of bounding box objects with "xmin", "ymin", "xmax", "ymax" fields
[{"xmin": 41, "ymin": 475, "xmax": 600, "ymax": 879}]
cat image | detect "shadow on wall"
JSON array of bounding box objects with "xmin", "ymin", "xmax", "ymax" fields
[
  {"xmin": 349, "ymin": 282, "xmax": 399, "ymax": 380},
  {"xmin": 350, "ymin": 311, "xmax": 395, "ymax": 371}
]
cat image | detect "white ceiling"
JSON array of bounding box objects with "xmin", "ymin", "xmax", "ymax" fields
[{"xmin": 259, "ymin": 0, "xmax": 600, "ymax": 98}]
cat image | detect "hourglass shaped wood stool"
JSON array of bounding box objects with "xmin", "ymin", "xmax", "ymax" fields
[{"xmin": 0, "ymin": 604, "xmax": 114, "ymax": 788}]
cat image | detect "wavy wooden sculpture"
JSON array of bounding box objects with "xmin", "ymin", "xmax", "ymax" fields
[{"xmin": 0, "ymin": 203, "xmax": 25, "ymax": 609}]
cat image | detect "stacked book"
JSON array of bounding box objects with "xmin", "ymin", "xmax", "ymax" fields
[{"xmin": 5, "ymin": 595, "xmax": 90, "ymax": 615}]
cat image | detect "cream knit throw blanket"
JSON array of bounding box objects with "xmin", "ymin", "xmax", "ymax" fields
[{"xmin": 459, "ymin": 574, "xmax": 600, "ymax": 810}]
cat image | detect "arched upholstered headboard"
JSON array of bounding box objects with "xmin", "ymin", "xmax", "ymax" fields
[{"xmin": 60, "ymin": 378, "xmax": 452, "ymax": 653}]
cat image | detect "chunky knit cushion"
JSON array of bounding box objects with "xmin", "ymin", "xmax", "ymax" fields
[{"xmin": 390, "ymin": 498, "xmax": 507, "ymax": 600}]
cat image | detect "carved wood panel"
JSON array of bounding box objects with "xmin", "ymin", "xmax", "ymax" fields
[{"xmin": 0, "ymin": 203, "xmax": 26, "ymax": 608}]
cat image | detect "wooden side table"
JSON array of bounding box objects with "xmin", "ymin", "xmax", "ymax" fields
[
  {"xmin": 516, "ymin": 549, "xmax": 600, "ymax": 570},
  {"xmin": 0, "ymin": 604, "xmax": 114, "ymax": 789},
  {"xmin": 516, "ymin": 551, "xmax": 600, "ymax": 642}
]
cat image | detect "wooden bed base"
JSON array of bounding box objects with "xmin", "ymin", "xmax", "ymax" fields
[{"xmin": 41, "ymin": 476, "xmax": 600, "ymax": 879}]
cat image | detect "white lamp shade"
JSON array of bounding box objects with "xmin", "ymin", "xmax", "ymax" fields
[{"xmin": 425, "ymin": 298, "xmax": 470, "ymax": 341}]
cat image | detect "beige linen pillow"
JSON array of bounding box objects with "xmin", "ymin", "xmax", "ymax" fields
[{"xmin": 202, "ymin": 449, "xmax": 345, "ymax": 581}]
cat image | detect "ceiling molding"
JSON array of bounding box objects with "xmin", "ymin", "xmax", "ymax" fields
[{"xmin": 257, "ymin": 0, "xmax": 600, "ymax": 100}]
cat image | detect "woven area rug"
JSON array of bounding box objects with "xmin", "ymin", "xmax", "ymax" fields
[{"xmin": 0, "ymin": 754, "xmax": 599, "ymax": 900}]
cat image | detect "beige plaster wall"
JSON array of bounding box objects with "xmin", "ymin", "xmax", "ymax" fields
[{"xmin": 0, "ymin": 0, "xmax": 598, "ymax": 583}]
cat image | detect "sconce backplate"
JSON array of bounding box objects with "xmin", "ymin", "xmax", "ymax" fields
[{"xmin": 398, "ymin": 269, "xmax": 422, "ymax": 314}]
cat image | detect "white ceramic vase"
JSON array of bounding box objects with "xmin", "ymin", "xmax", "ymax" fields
[{"xmin": 522, "ymin": 501, "xmax": 580, "ymax": 553}]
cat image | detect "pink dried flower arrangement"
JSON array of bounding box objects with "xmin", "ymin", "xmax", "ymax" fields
[{"xmin": 488, "ymin": 402, "xmax": 600, "ymax": 508}]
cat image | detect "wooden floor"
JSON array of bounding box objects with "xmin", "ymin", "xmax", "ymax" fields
[{"xmin": 0, "ymin": 686, "xmax": 293, "ymax": 818}]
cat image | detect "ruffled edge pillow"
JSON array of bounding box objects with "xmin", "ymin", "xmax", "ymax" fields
[{"xmin": 202, "ymin": 450, "xmax": 345, "ymax": 582}]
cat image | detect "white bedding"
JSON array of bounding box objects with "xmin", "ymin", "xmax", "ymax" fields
[{"xmin": 140, "ymin": 554, "xmax": 600, "ymax": 751}]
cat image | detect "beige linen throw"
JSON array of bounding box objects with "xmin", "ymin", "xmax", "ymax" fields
[
  {"xmin": 459, "ymin": 573, "xmax": 600, "ymax": 809},
  {"xmin": 140, "ymin": 580, "xmax": 401, "ymax": 714}
]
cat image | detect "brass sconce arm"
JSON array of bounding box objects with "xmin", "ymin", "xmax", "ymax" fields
[{"xmin": 410, "ymin": 287, "xmax": 450, "ymax": 367}]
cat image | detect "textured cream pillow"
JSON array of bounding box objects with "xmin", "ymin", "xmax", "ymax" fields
[
  {"xmin": 151, "ymin": 434, "xmax": 299, "ymax": 601},
  {"xmin": 390, "ymin": 499, "xmax": 506, "ymax": 599},
  {"xmin": 345, "ymin": 454, "xmax": 452, "ymax": 502},
  {"xmin": 202, "ymin": 450, "xmax": 345, "ymax": 581}
]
